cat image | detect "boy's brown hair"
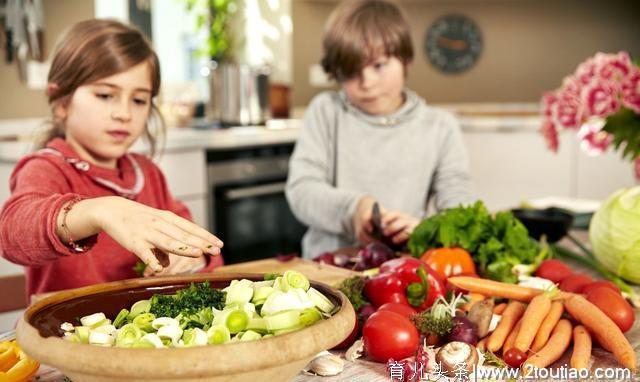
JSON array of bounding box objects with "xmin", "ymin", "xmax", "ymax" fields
[
  {"xmin": 321, "ymin": 0, "xmax": 414, "ymax": 81},
  {"xmin": 39, "ymin": 19, "xmax": 164, "ymax": 157}
]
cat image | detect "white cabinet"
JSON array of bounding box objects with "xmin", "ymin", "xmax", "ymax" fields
[
  {"xmin": 155, "ymin": 148, "xmax": 209, "ymax": 229},
  {"xmin": 463, "ymin": 129, "xmax": 638, "ymax": 212}
]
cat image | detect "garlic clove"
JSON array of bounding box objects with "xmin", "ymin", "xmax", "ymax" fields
[
  {"xmin": 345, "ymin": 339, "xmax": 364, "ymax": 362},
  {"xmin": 304, "ymin": 351, "xmax": 344, "ymax": 376}
]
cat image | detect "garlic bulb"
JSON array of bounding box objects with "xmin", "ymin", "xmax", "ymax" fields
[{"xmin": 304, "ymin": 351, "xmax": 344, "ymax": 376}]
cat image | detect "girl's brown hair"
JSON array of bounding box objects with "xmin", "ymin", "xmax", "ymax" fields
[
  {"xmin": 38, "ymin": 19, "xmax": 164, "ymax": 157},
  {"xmin": 321, "ymin": 0, "xmax": 414, "ymax": 81}
]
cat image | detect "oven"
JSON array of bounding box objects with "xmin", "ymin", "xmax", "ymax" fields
[{"xmin": 207, "ymin": 144, "xmax": 307, "ymax": 264}]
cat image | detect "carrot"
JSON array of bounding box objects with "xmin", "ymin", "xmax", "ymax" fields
[
  {"xmin": 487, "ymin": 301, "xmax": 526, "ymax": 353},
  {"xmin": 523, "ymin": 319, "xmax": 572, "ymax": 371},
  {"xmin": 477, "ymin": 338, "xmax": 487, "ymax": 352},
  {"xmin": 530, "ymin": 301, "xmax": 563, "ymax": 352},
  {"xmin": 563, "ymin": 294, "xmax": 636, "ymax": 371},
  {"xmin": 502, "ymin": 318, "xmax": 522, "ymax": 353},
  {"xmin": 462, "ymin": 293, "xmax": 486, "ymax": 312},
  {"xmin": 447, "ymin": 277, "xmax": 542, "ymax": 302},
  {"xmin": 514, "ymin": 293, "xmax": 552, "ymax": 352},
  {"xmin": 570, "ymin": 325, "xmax": 592, "ymax": 370},
  {"xmin": 493, "ymin": 303, "xmax": 507, "ymax": 315}
]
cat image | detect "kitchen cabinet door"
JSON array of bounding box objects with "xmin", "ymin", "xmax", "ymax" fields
[
  {"xmin": 463, "ymin": 130, "xmax": 574, "ymax": 212},
  {"xmin": 156, "ymin": 149, "xmax": 207, "ymax": 198}
]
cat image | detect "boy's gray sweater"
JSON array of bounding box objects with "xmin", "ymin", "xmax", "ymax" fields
[{"xmin": 285, "ymin": 89, "xmax": 476, "ymax": 259}]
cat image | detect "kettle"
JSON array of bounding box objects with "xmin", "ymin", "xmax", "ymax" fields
[{"xmin": 205, "ymin": 61, "xmax": 271, "ymax": 126}]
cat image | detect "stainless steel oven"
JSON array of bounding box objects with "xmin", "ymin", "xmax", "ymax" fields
[{"xmin": 207, "ymin": 144, "xmax": 306, "ymax": 264}]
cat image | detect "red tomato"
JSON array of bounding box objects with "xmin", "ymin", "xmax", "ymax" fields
[
  {"xmin": 362, "ymin": 310, "xmax": 420, "ymax": 362},
  {"xmin": 535, "ymin": 259, "xmax": 573, "ymax": 283},
  {"xmin": 559, "ymin": 273, "xmax": 593, "ymax": 293},
  {"xmin": 332, "ymin": 318, "xmax": 360, "ymax": 349},
  {"xmin": 378, "ymin": 302, "xmax": 418, "ymax": 319},
  {"xmin": 420, "ymin": 247, "xmax": 476, "ymax": 279},
  {"xmin": 503, "ymin": 348, "xmax": 527, "ymax": 368},
  {"xmin": 586, "ymin": 287, "xmax": 635, "ymax": 332},
  {"xmin": 582, "ymin": 280, "xmax": 621, "ymax": 296}
]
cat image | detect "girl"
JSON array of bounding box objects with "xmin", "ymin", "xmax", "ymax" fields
[
  {"xmin": 285, "ymin": 0, "xmax": 476, "ymax": 259},
  {"xmin": 0, "ymin": 19, "xmax": 224, "ymax": 297}
]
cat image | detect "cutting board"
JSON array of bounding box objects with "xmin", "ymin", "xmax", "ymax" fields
[{"xmin": 213, "ymin": 257, "xmax": 359, "ymax": 286}]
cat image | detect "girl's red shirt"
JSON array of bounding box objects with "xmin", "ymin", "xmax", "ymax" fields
[{"xmin": 0, "ymin": 138, "xmax": 223, "ymax": 298}]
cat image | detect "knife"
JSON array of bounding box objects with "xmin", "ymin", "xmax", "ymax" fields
[{"xmin": 370, "ymin": 202, "xmax": 383, "ymax": 240}]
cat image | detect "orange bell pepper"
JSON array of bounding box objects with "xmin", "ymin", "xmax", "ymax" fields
[
  {"xmin": 0, "ymin": 341, "xmax": 39, "ymax": 382},
  {"xmin": 420, "ymin": 247, "xmax": 476, "ymax": 279}
]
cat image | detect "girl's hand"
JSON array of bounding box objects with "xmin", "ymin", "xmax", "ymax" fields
[
  {"xmin": 143, "ymin": 252, "xmax": 206, "ymax": 277},
  {"xmin": 380, "ymin": 210, "xmax": 419, "ymax": 245},
  {"xmin": 62, "ymin": 196, "xmax": 223, "ymax": 273},
  {"xmin": 352, "ymin": 196, "xmax": 377, "ymax": 245}
]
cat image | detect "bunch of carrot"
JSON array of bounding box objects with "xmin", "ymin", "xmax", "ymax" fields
[{"xmin": 449, "ymin": 276, "xmax": 636, "ymax": 372}]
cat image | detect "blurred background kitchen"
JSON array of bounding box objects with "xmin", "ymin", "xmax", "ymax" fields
[{"xmin": 0, "ymin": 0, "xmax": 638, "ymax": 329}]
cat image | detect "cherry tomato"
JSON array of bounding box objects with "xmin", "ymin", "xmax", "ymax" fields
[
  {"xmin": 535, "ymin": 259, "xmax": 573, "ymax": 283},
  {"xmin": 503, "ymin": 348, "xmax": 527, "ymax": 368},
  {"xmin": 582, "ymin": 280, "xmax": 620, "ymax": 296},
  {"xmin": 420, "ymin": 247, "xmax": 476, "ymax": 279},
  {"xmin": 378, "ymin": 302, "xmax": 418, "ymax": 319},
  {"xmin": 362, "ymin": 310, "xmax": 420, "ymax": 362},
  {"xmin": 559, "ymin": 273, "xmax": 592, "ymax": 293},
  {"xmin": 586, "ymin": 287, "xmax": 635, "ymax": 332}
]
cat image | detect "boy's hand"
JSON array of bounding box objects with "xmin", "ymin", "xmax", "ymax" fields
[
  {"xmin": 352, "ymin": 196, "xmax": 377, "ymax": 245},
  {"xmin": 73, "ymin": 196, "xmax": 223, "ymax": 273},
  {"xmin": 380, "ymin": 210, "xmax": 419, "ymax": 245}
]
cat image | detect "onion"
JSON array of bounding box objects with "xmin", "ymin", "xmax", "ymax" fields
[{"xmin": 446, "ymin": 315, "xmax": 478, "ymax": 345}]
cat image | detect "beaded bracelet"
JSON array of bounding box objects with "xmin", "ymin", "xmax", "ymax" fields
[{"xmin": 61, "ymin": 196, "xmax": 90, "ymax": 253}]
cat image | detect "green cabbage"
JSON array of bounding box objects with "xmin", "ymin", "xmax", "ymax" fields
[{"xmin": 590, "ymin": 187, "xmax": 640, "ymax": 283}]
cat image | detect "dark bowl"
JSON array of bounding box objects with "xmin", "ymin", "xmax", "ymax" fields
[{"xmin": 511, "ymin": 207, "xmax": 574, "ymax": 243}]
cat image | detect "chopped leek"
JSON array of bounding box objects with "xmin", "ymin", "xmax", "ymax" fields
[
  {"xmin": 116, "ymin": 324, "xmax": 143, "ymax": 348},
  {"xmin": 133, "ymin": 312, "xmax": 156, "ymax": 332},
  {"xmin": 89, "ymin": 330, "xmax": 114, "ymax": 346},
  {"xmin": 300, "ymin": 308, "xmax": 322, "ymax": 327},
  {"xmin": 182, "ymin": 328, "xmax": 208, "ymax": 347},
  {"xmin": 207, "ymin": 325, "xmax": 231, "ymax": 344},
  {"xmin": 128, "ymin": 299, "xmax": 151, "ymax": 319},
  {"xmin": 260, "ymin": 290, "xmax": 314, "ymax": 316},
  {"xmin": 75, "ymin": 326, "xmax": 90, "ymax": 343},
  {"xmin": 225, "ymin": 310, "xmax": 249, "ymax": 334},
  {"xmin": 80, "ymin": 312, "xmax": 106, "ymax": 327},
  {"xmin": 264, "ymin": 310, "xmax": 300, "ymax": 331},
  {"xmin": 140, "ymin": 333, "xmax": 164, "ymax": 348},
  {"xmin": 223, "ymin": 279, "xmax": 254, "ymax": 306},
  {"xmin": 239, "ymin": 330, "xmax": 262, "ymax": 341},
  {"xmin": 152, "ymin": 317, "xmax": 179, "ymax": 330},
  {"xmin": 157, "ymin": 325, "xmax": 183, "ymax": 345},
  {"xmin": 113, "ymin": 309, "xmax": 129, "ymax": 328},
  {"xmin": 92, "ymin": 324, "xmax": 117, "ymax": 335},
  {"xmin": 283, "ymin": 270, "xmax": 310, "ymax": 291},
  {"xmin": 307, "ymin": 287, "xmax": 335, "ymax": 313}
]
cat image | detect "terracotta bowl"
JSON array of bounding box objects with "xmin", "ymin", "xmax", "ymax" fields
[{"xmin": 16, "ymin": 273, "xmax": 356, "ymax": 382}]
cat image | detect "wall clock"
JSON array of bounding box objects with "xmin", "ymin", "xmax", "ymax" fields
[{"xmin": 425, "ymin": 14, "xmax": 483, "ymax": 74}]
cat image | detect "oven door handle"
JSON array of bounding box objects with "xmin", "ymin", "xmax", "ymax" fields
[{"xmin": 225, "ymin": 182, "xmax": 287, "ymax": 200}]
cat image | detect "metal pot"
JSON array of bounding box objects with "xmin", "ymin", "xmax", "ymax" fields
[{"xmin": 206, "ymin": 61, "xmax": 271, "ymax": 126}]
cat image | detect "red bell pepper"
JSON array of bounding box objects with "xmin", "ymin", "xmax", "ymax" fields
[{"xmin": 363, "ymin": 257, "xmax": 445, "ymax": 310}]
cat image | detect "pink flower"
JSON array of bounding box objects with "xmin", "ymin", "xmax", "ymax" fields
[
  {"xmin": 540, "ymin": 120, "xmax": 559, "ymax": 152},
  {"xmin": 635, "ymin": 158, "xmax": 640, "ymax": 180},
  {"xmin": 581, "ymin": 79, "xmax": 621, "ymax": 118},
  {"xmin": 621, "ymin": 69, "xmax": 640, "ymax": 113},
  {"xmin": 577, "ymin": 118, "xmax": 612, "ymax": 156},
  {"xmin": 575, "ymin": 57, "xmax": 597, "ymax": 85},
  {"xmin": 594, "ymin": 51, "xmax": 634, "ymax": 83},
  {"xmin": 552, "ymin": 78, "xmax": 583, "ymax": 129}
]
